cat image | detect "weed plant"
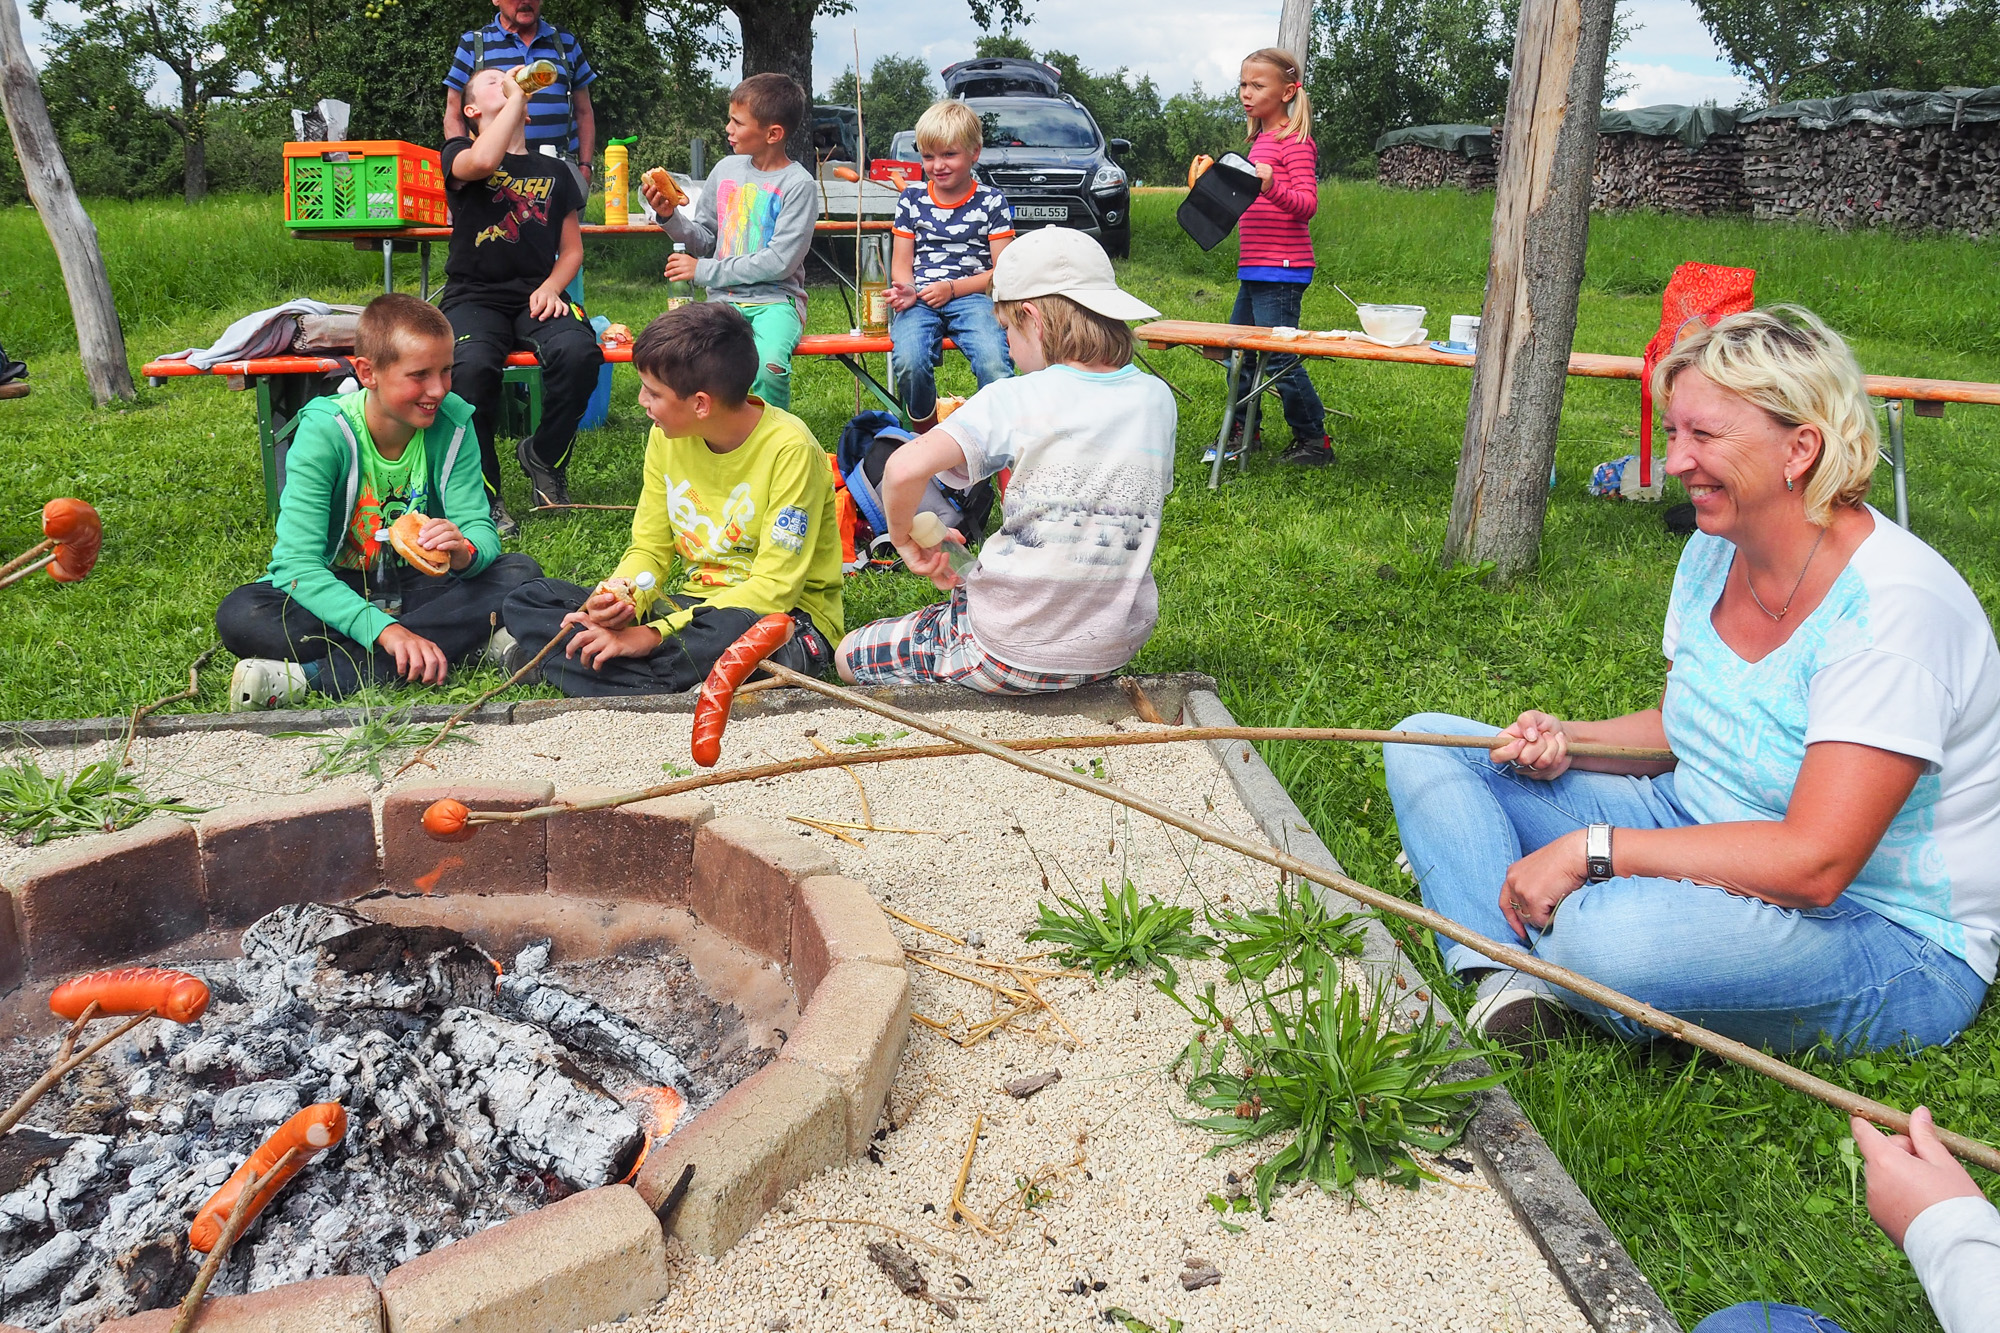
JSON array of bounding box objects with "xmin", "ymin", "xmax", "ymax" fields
[
  {"xmin": 0, "ymin": 755, "xmax": 203, "ymax": 843},
  {"xmin": 1207, "ymin": 877, "xmax": 1366, "ymax": 986},
  {"xmin": 277, "ymin": 691, "xmax": 473, "ymax": 781},
  {"xmin": 1025, "ymin": 879, "xmax": 1216, "ymax": 990}
]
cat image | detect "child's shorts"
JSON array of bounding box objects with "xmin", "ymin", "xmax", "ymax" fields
[{"xmin": 842, "ymin": 589, "xmax": 1112, "ymax": 695}]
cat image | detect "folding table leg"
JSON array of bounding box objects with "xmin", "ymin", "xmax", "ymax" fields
[
  {"xmin": 1208, "ymin": 349, "xmax": 1245, "ymax": 491},
  {"xmin": 1237, "ymin": 353, "xmax": 1264, "ymax": 478},
  {"xmin": 382, "ymin": 239, "xmax": 394, "ymax": 294},
  {"xmin": 420, "ymin": 242, "xmax": 431, "ymax": 301},
  {"xmin": 1887, "ymin": 398, "xmax": 1908, "ymax": 528}
]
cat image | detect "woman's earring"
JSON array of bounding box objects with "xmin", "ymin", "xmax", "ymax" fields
[{"xmin": 1785, "ymin": 474, "xmax": 1795, "ymax": 491}]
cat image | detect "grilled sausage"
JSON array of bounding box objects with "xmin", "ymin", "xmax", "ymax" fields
[
  {"xmin": 189, "ymin": 1103, "xmax": 347, "ymax": 1252},
  {"xmin": 690, "ymin": 613, "xmax": 794, "ymax": 767},
  {"xmin": 49, "ymin": 968, "xmax": 209, "ymax": 1025}
]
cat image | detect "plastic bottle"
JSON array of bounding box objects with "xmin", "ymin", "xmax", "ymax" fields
[
  {"xmin": 859, "ymin": 234, "xmax": 890, "ymax": 334},
  {"xmin": 908, "ymin": 512, "xmax": 976, "ymax": 578},
  {"xmin": 512, "ymin": 59, "xmax": 558, "ymax": 92},
  {"xmin": 604, "ymin": 136, "xmax": 636, "ymax": 227},
  {"xmin": 666, "ymin": 245, "xmax": 695, "ymax": 311}
]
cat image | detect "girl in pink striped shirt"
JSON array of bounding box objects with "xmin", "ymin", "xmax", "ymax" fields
[{"xmin": 1225, "ymin": 48, "xmax": 1330, "ymax": 467}]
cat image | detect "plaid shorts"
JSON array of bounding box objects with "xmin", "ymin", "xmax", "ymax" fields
[{"xmin": 841, "ymin": 589, "xmax": 1112, "ymax": 695}]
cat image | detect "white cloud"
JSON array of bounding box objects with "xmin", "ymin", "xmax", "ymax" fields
[{"xmin": 1609, "ymin": 61, "xmax": 1752, "ymax": 109}]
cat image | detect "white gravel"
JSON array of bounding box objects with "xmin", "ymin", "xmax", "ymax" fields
[{"xmin": 5, "ymin": 702, "xmax": 1589, "ymax": 1333}]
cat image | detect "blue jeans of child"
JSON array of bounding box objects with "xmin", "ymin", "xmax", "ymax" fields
[
  {"xmin": 1382, "ymin": 713, "xmax": 1987, "ymax": 1055},
  {"xmin": 1692, "ymin": 1304, "xmax": 1851, "ymax": 1333},
  {"xmin": 891, "ymin": 293, "xmax": 1013, "ymax": 420},
  {"xmin": 1230, "ymin": 278, "xmax": 1324, "ymax": 443}
]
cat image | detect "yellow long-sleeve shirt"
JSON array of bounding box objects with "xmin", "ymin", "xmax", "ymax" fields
[{"xmin": 613, "ymin": 403, "xmax": 844, "ymax": 641}]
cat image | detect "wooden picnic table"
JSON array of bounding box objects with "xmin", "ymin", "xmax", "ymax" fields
[{"xmin": 1137, "ymin": 318, "xmax": 2000, "ymax": 521}]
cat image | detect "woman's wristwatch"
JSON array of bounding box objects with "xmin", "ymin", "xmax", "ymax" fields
[{"xmin": 1585, "ymin": 823, "xmax": 1614, "ymax": 882}]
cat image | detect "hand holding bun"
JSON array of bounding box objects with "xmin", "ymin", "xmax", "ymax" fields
[
  {"xmin": 643, "ymin": 167, "xmax": 688, "ymax": 209},
  {"xmin": 387, "ymin": 513, "xmax": 450, "ymax": 576}
]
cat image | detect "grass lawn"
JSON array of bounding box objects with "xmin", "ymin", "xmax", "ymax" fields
[{"xmin": 4, "ymin": 183, "xmax": 1998, "ymax": 1331}]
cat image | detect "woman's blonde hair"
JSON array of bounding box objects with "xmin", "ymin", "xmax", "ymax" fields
[
  {"xmin": 914, "ymin": 99, "xmax": 983, "ymax": 157},
  {"xmin": 1242, "ymin": 48, "xmax": 1311, "ymax": 142},
  {"xmin": 1651, "ymin": 305, "xmax": 1879, "ymax": 526},
  {"xmin": 993, "ymin": 293, "xmax": 1135, "ymax": 368}
]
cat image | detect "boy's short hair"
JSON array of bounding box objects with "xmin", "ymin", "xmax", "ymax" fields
[
  {"xmin": 356, "ymin": 292, "xmax": 453, "ymax": 366},
  {"xmin": 731, "ymin": 72, "xmax": 806, "ymax": 145},
  {"xmin": 632, "ymin": 303, "xmax": 757, "ymax": 404},
  {"xmin": 994, "ymin": 293, "xmax": 1135, "ymax": 368},
  {"xmin": 914, "ymin": 99, "xmax": 982, "ymax": 156},
  {"xmin": 462, "ymin": 67, "xmax": 505, "ymax": 136}
]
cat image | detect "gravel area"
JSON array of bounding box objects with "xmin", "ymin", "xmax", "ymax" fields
[{"xmin": 5, "ymin": 701, "xmax": 1589, "ymax": 1333}]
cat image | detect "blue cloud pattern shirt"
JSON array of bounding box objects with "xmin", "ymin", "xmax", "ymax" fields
[{"xmin": 892, "ymin": 182, "xmax": 1015, "ymax": 285}]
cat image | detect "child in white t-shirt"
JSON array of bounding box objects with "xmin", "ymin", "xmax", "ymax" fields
[{"xmin": 836, "ymin": 228, "xmax": 1176, "ymax": 693}]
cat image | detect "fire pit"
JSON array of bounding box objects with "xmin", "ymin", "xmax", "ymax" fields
[{"xmin": 0, "ymin": 788, "xmax": 909, "ymax": 1332}]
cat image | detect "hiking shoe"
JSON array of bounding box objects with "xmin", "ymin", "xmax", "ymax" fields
[
  {"xmin": 228, "ymin": 658, "xmax": 311, "ymax": 712},
  {"xmin": 1466, "ymin": 968, "xmax": 1573, "ymax": 1046},
  {"xmin": 490, "ymin": 500, "xmax": 519, "ymax": 539},
  {"xmin": 1281, "ymin": 436, "xmax": 1337, "ymax": 467},
  {"xmin": 484, "ymin": 626, "xmax": 519, "ymax": 669},
  {"xmin": 516, "ymin": 438, "xmax": 571, "ymax": 510}
]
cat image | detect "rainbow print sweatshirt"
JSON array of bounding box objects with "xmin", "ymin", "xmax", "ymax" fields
[{"xmin": 660, "ymin": 155, "xmax": 818, "ymax": 321}]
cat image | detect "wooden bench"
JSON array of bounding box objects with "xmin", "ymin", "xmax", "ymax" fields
[
  {"xmin": 141, "ymin": 332, "xmax": 951, "ymax": 521},
  {"xmin": 1137, "ymin": 318, "xmax": 2000, "ymax": 523}
]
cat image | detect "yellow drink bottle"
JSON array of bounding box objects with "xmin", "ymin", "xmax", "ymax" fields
[
  {"xmin": 512, "ymin": 59, "xmax": 558, "ymax": 91},
  {"xmin": 859, "ymin": 235, "xmax": 890, "ymax": 334},
  {"xmin": 604, "ymin": 136, "xmax": 636, "ymax": 227}
]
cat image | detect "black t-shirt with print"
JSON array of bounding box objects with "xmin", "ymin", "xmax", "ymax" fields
[{"xmin": 440, "ymin": 138, "xmax": 582, "ymax": 311}]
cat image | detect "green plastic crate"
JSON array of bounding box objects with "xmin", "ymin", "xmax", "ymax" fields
[{"xmin": 285, "ymin": 140, "xmax": 446, "ymax": 230}]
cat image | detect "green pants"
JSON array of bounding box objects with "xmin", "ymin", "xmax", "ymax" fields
[{"xmin": 734, "ymin": 300, "xmax": 804, "ymax": 410}]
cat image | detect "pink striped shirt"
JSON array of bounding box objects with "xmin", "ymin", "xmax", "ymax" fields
[{"xmin": 1238, "ymin": 130, "xmax": 1318, "ymax": 275}]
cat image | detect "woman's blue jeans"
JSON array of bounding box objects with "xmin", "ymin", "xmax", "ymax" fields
[
  {"xmin": 890, "ymin": 293, "xmax": 1013, "ymax": 420},
  {"xmin": 1229, "ymin": 278, "xmax": 1325, "ymax": 442},
  {"xmin": 1692, "ymin": 1304, "xmax": 1851, "ymax": 1333},
  {"xmin": 1383, "ymin": 713, "xmax": 1987, "ymax": 1054}
]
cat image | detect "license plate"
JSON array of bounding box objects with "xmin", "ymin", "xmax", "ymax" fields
[{"xmin": 1014, "ymin": 205, "xmax": 1068, "ymax": 221}]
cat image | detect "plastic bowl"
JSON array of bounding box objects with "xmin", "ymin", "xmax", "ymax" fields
[{"xmin": 1357, "ymin": 303, "xmax": 1425, "ymax": 343}]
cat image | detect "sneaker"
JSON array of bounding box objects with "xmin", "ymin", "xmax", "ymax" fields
[
  {"xmin": 1465, "ymin": 968, "xmax": 1573, "ymax": 1046},
  {"xmin": 1281, "ymin": 436, "xmax": 1337, "ymax": 467},
  {"xmin": 516, "ymin": 438, "xmax": 571, "ymax": 510},
  {"xmin": 501, "ymin": 633, "xmax": 543, "ymax": 683},
  {"xmin": 228, "ymin": 658, "xmax": 311, "ymax": 712},
  {"xmin": 490, "ymin": 500, "xmax": 519, "ymax": 540},
  {"xmin": 1201, "ymin": 422, "xmax": 1259, "ymax": 464},
  {"xmin": 484, "ymin": 626, "xmax": 519, "ymax": 668},
  {"xmin": 1201, "ymin": 439, "xmax": 1247, "ymax": 465}
]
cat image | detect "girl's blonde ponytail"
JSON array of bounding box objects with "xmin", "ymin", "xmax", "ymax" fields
[{"xmin": 1242, "ymin": 47, "xmax": 1312, "ymax": 143}]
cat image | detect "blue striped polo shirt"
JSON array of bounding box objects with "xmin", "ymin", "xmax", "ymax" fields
[{"xmin": 442, "ymin": 20, "xmax": 596, "ymax": 157}]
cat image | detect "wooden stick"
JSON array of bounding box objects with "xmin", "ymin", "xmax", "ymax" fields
[
  {"xmin": 881, "ymin": 906, "xmax": 965, "ymax": 945},
  {"xmin": 810, "ymin": 735, "xmax": 875, "ymax": 827},
  {"xmin": 459, "ymin": 725, "xmax": 1674, "ymax": 827},
  {"xmin": 392, "ymin": 622, "xmax": 572, "ymax": 778},
  {"xmin": 908, "ymin": 954, "xmax": 1034, "ymax": 1005},
  {"xmin": 121, "ymin": 644, "xmax": 219, "ymax": 768},
  {"xmin": 946, "ymin": 1114, "xmax": 996, "ymax": 1235},
  {"xmin": 169, "ymin": 1146, "xmax": 302, "ymax": 1333},
  {"xmin": 0, "ymin": 1008, "xmax": 155, "ymax": 1138},
  {"xmin": 0, "ymin": 536, "xmax": 53, "ymax": 581},
  {"xmin": 0, "ymin": 550, "xmax": 56, "ymax": 588},
  {"xmin": 779, "ymin": 1215, "xmax": 965, "ymax": 1263},
  {"xmin": 748, "ymin": 659, "xmax": 2000, "ymax": 1174},
  {"xmin": 787, "ymin": 815, "xmax": 867, "ymax": 847},
  {"xmin": 789, "ymin": 816, "xmax": 938, "ymax": 836},
  {"xmin": 907, "ymin": 949, "xmax": 1082, "ymax": 980}
]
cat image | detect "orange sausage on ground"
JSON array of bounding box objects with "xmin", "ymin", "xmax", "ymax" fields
[
  {"xmin": 49, "ymin": 968, "xmax": 209, "ymax": 1025},
  {"xmin": 189, "ymin": 1103, "xmax": 347, "ymax": 1252},
  {"xmin": 690, "ymin": 613, "xmax": 794, "ymax": 767}
]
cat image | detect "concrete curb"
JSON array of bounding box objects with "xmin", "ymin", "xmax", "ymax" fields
[{"xmin": 1183, "ymin": 688, "xmax": 1681, "ymax": 1333}]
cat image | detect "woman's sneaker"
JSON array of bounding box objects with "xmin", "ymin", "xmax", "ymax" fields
[
  {"xmin": 228, "ymin": 659, "xmax": 311, "ymax": 712},
  {"xmin": 1465, "ymin": 968, "xmax": 1573, "ymax": 1047}
]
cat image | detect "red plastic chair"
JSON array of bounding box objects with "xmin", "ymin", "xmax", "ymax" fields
[{"xmin": 1640, "ymin": 263, "xmax": 1756, "ymax": 486}]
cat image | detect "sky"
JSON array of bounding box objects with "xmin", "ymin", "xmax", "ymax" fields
[{"xmin": 14, "ymin": 0, "xmax": 1751, "ymax": 114}]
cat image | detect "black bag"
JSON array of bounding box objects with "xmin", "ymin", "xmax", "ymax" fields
[
  {"xmin": 835, "ymin": 410, "xmax": 995, "ymax": 568},
  {"xmin": 1177, "ymin": 153, "xmax": 1263, "ymax": 251}
]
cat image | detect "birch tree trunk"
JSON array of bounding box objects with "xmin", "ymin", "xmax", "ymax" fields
[
  {"xmin": 1442, "ymin": 0, "xmax": 1614, "ymax": 579},
  {"xmin": 0, "ymin": 0, "xmax": 133, "ymax": 405},
  {"xmin": 1277, "ymin": 0, "xmax": 1312, "ymax": 67}
]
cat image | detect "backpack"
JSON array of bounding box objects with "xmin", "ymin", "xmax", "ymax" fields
[{"xmin": 834, "ymin": 411, "xmax": 995, "ymax": 570}]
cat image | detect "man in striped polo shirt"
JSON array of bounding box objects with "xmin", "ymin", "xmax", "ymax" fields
[{"xmin": 443, "ymin": 0, "xmax": 597, "ymax": 184}]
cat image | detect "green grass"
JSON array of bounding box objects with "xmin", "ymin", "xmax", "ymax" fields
[{"xmin": 2, "ymin": 183, "xmax": 1998, "ymax": 1330}]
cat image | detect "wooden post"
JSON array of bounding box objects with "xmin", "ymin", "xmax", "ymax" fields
[
  {"xmin": 1277, "ymin": 0, "xmax": 1313, "ymax": 71},
  {"xmin": 0, "ymin": 0, "xmax": 134, "ymax": 406},
  {"xmin": 1442, "ymin": 0, "xmax": 1613, "ymax": 579}
]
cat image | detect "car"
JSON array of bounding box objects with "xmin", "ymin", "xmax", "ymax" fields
[
  {"xmin": 908, "ymin": 58, "xmax": 1130, "ymax": 259},
  {"xmin": 811, "ymin": 105, "xmax": 861, "ymax": 164}
]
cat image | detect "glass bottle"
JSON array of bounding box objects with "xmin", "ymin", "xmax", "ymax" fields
[
  {"xmin": 665, "ymin": 244, "xmax": 695, "ymax": 311},
  {"xmin": 859, "ymin": 234, "xmax": 890, "ymax": 334}
]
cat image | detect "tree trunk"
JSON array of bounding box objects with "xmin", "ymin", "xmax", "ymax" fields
[
  {"xmin": 0, "ymin": 0, "xmax": 134, "ymax": 405},
  {"xmin": 732, "ymin": 0, "xmax": 816, "ymax": 103},
  {"xmin": 1277, "ymin": 0, "xmax": 1313, "ymax": 71},
  {"xmin": 182, "ymin": 125, "xmax": 207, "ymax": 204},
  {"xmin": 1442, "ymin": 0, "xmax": 1614, "ymax": 580}
]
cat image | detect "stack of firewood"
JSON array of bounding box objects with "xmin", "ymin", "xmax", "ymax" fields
[
  {"xmin": 1375, "ymin": 142, "xmax": 1499, "ymax": 191},
  {"xmin": 1592, "ymin": 131, "xmax": 1749, "ymax": 215},
  {"xmin": 1742, "ymin": 118, "xmax": 2000, "ymax": 236}
]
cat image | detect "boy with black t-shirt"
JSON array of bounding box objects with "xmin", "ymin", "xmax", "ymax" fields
[{"xmin": 442, "ymin": 65, "xmax": 603, "ymax": 535}]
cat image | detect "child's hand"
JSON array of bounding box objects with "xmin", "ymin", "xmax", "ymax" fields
[
  {"xmin": 1255, "ymin": 161, "xmax": 1274, "ymax": 193},
  {"xmin": 417, "ymin": 517, "xmax": 474, "ymax": 571},
  {"xmin": 564, "ymin": 621, "xmax": 662, "ymax": 671},
  {"xmin": 639, "ymin": 176, "xmax": 677, "ymax": 220},
  {"xmin": 1852, "ymin": 1107, "xmax": 1986, "ymax": 1249},
  {"xmin": 575, "ymin": 585, "xmax": 637, "ymax": 629},
  {"xmin": 528, "ymin": 283, "xmax": 569, "ymax": 322},
  {"xmin": 377, "ymin": 624, "xmax": 449, "ymax": 685},
  {"xmin": 663, "ymin": 251, "xmax": 699, "ymax": 282},
  {"xmin": 898, "ymin": 532, "xmax": 962, "ymax": 592},
  {"xmin": 886, "ymin": 282, "xmax": 918, "ymax": 313},
  {"xmin": 918, "ymin": 281, "xmax": 955, "ymax": 309}
]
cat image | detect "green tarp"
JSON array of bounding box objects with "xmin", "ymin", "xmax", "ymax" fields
[
  {"xmin": 1738, "ymin": 86, "xmax": 2000, "ymax": 131},
  {"xmin": 1375, "ymin": 104, "xmax": 1740, "ymax": 156},
  {"xmin": 1373, "ymin": 123, "xmax": 1495, "ymax": 157}
]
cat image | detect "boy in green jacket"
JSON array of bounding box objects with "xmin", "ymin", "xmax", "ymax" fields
[{"xmin": 216, "ymin": 294, "xmax": 541, "ymax": 708}]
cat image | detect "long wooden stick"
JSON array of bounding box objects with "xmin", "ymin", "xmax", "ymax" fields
[
  {"xmin": 0, "ymin": 537, "xmax": 53, "ymax": 581},
  {"xmin": 121, "ymin": 644, "xmax": 219, "ymax": 768},
  {"xmin": 392, "ymin": 623, "xmax": 572, "ymax": 778},
  {"xmin": 0, "ymin": 550, "xmax": 56, "ymax": 588},
  {"xmin": 0, "ymin": 1009, "xmax": 156, "ymax": 1138},
  {"xmin": 169, "ymin": 1146, "xmax": 302, "ymax": 1333},
  {"xmin": 746, "ymin": 660, "xmax": 2000, "ymax": 1174},
  {"xmin": 458, "ymin": 724, "xmax": 1670, "ymax": 827}
]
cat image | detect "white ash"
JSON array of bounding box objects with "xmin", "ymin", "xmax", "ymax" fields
[{"xmin": 497, "ymin": 943, "xmax": 694, "ymax": 1089}]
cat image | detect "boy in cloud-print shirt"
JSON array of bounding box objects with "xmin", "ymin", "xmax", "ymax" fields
[{"xmin": 888, "ymin": 99, "xmax": 1016, "ymax": 431}]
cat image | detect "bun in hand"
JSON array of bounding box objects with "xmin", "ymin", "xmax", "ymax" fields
[{"xmin": 388, "ymin": 512, "xmax": 450, "ymax": 576}]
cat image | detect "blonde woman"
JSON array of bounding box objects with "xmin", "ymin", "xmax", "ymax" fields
[{"xmin": 1385, "ymin": 308, "xmax": 2000, "ymax": 1054}]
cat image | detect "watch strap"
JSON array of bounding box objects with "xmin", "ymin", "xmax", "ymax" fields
[{"xmin": 1585, "ymin": 823, "xmax": 1614, "ymax": 882}]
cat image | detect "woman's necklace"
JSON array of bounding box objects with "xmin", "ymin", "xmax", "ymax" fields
[{"xmin": 1746, "ymin": 527, "xmax": 1827, "ymax": 621}]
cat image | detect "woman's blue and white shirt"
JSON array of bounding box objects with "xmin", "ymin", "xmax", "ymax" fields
[{"xmin": 1662, "ymin": 508, "xmax": 2000, "ymax": 981}]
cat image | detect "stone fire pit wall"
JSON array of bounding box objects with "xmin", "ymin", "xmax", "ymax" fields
[{"xmin": 0, "ymin": 785, "xmax": 912, "ymax": 1333}]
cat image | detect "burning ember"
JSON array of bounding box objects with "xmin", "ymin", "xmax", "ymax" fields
[{"xmin": 0, "ymin": 901, "xmax": 771, "ymax": 1329}]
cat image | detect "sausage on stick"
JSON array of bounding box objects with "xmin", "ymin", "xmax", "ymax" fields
[
  {"xmin": 50, "ymin": 967, "xmax": 210, "ymax": 1025},
  {"xmin": 190, "ymin": 1103, "xmax": 348, "ymax": 1252},
  {"xmin": 690, "ymin": 613, "xmax": 795, "ymax": 767}
]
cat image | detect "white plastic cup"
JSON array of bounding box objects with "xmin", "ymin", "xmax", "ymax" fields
[{"xmin": 1450, "ymin": 315, "xmax": 1481, "ymax": 351}]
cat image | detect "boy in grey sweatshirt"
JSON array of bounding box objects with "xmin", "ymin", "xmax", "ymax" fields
[{"xmin": 642, "ymin": 72, "xmax": 818, "ymax": 409}]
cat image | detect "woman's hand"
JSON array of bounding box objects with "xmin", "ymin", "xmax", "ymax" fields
[
  {"xmin": 1500, "ymin": 828, "xmax": 1589, "ymax": 940},
  {"xmin": 1852, "ymin": 1107, "xmax": 1986, "ymax": 1249},
  {"xmin": 1489, "ymin": 709, "xmax": 1572, "ymax": 780}
]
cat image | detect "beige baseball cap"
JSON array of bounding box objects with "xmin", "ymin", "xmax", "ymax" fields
[{"xmin": 991, "ymin": 227, "xmax": 1160, "ymax": 321}]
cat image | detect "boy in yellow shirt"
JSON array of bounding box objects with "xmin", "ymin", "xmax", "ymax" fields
[{"xmin": 500, "ymin": 302, "xmax": 840, "ymax": 694}]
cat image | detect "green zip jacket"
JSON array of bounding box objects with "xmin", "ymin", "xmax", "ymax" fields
[{"xmin": 260, "ymin": 391, "xmax": 497, "ymax": 649}]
